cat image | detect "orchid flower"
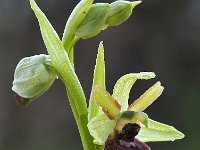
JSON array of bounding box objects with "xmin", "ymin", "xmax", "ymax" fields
[{"xmin": 87, "ymin": 42, "xmax": 184, "ymax": 149}]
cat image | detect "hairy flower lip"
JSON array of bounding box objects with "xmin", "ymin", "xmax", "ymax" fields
[{"xmin": 105, "ymin": 123, "xmax": 151, "ymax": 150}]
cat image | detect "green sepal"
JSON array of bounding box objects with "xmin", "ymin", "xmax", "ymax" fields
[
  {"xmin": 87, "ymin": 113, "xmax": 116, "ymax": 145},
  {"xmin": 93, "ymin": 85, "xmax": 121, "ymax": 120},
  {"xmin": 107, "ymin": 1, "xmax": 141, "ymax": 26},
  {"xmin": 112, "ymin": 72, "xmax": 155, "ymax": 111},
  {"xmin": 88, "ymin": 42, "xmax": 106, "ymax": 121},
  {"xmin": 76, "ymin": 3, "xmax": 110, "ymax": 39},
  {"xmin": 12, "ymin": 54, "xmax": 56, "ymax": 106},
  {"xmin": 136, "ymin": 119, "xmax": 185, "ymax": 142}
]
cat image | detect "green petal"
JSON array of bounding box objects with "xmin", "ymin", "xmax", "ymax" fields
[
  {"xmin": 112, "ymin": 72, "xmax": 155, "ymax": 111},
  {"xmin": 128, "ymin": 81, "xmax": 164, "ymax": 112},
  {"xmin": 136, "ymin": 119, "xmax": 185, "ymax": 142},
  {"xmin": 87, "ymin": 113, "xmax": 116, "ymax": 145},
  {"xmin": 88, "ymin": 42, "xmax": 105, "ymax": 121},
  {"xmin": 93, "ymin": 85, "xmax": 121, "ymax": 120}
]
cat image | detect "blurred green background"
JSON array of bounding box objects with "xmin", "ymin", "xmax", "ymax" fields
[{"xmin": 0, "ymin": 0, "xmax": 199, "ymax": 149}]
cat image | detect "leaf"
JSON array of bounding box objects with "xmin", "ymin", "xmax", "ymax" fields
[
  {"xmin": 128, "ymin": 81, "xmax": 164, "ymax": 112},
  {"xmin": 112, "ymin": 72, "xmax": 155, "ymax": 111},
  {"xmin": 88, "ymin": 42, "xmax": 106, "ymax": 121},
  {"xmin": 93, "ymin": 85, "xmax": 121, "ymax": 120},
  {"xmin": 136, "ymin": 119, "xmax": 185, "ymax": 142},
  {"xmin": 88, "ymin": 113, "xmax": 116, "ymax": 145}
]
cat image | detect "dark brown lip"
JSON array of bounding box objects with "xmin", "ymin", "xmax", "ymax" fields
[{"xmin": 105, "ymin": 123, "xmax": 151, "ymax": 150}]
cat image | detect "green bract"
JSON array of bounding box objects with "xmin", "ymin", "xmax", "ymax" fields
[
  {"xmin": 88, "ymin": 42, "xmax": 105, "ymax": 121},
  {"xmin": 12, "ymin": 54, "xmax": 56, "ymax": 106}
]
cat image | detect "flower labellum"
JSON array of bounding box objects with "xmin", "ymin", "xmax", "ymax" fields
[
  {"xmin": 105, "ymin": 123, "xmax": 151, "ymax": 150},
  {"xmin": 12, "ymin": 54, "xmax": 57, "ymax": 106}
]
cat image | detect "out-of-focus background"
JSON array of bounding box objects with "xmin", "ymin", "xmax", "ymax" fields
[{"xmin": 0, "ymin": 0, "xmax": 199, "ymax": 149}]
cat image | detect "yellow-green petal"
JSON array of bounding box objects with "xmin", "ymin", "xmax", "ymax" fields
[
  {"xmin": 128, "ymin": 81, "xmax": 164, "ymax": 112},
  {"xmin": 93, "ymin": 85, "xmax": 121, "ymax": 120}
]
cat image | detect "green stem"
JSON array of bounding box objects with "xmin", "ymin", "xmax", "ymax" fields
[
  {"xmin": 67, "ymin": 36, "xmax": 80, "ymax": 66},
  {"xmin": 66, "ymin": 88, "xmax": 95, "ymax": 150},
  {"xmin": 50, "ymin": 44, "xmax": 95, "ymax": 150},
  {"xmin": 29, "ymin": 0, "xmax": 95, "ymax": 149}
]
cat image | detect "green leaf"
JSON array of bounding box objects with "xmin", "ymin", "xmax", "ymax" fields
[
  {"xmin": 93, "ymin": 85, "xmax": 121, "ymax": 120},
  {"xmin": 88, "ymin": 113, "xmax": 116, "ymax": 145},
  {"xmin": 112, "ymin": 72, "xmax": 155, "ymax": 111},
  {"xmin": 136, "ymin": 119, "xmax": 185, "ymax": 142},
  {"xmin": 128, "ymin": 81, "xmax": 164, "ymax": 112},
  {"xmin": 88, "ymin": 42, "xmax": 106, "ymax": 121}
]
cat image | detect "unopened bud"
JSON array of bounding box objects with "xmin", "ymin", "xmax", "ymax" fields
[
  {"xmin": 106, "ymin": 1, "xmax": 141, "ymax": 26},
  {"xmin": 12, "ymin": 54, "xmax": 56, "ymax": 106},
  {"xmin": 76, "ymin": 3, "xmax": 110, "ymax": 39}
]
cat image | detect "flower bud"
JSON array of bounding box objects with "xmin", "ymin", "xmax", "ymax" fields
[
  {"xmin": 106, "ymin": 1, "xmax": 141, "ymax": 26},
  {"xmin": 76, "ymin": 3, "xmax": 110, "ymax": 39},
  {"xmin": 12, "ymin": 54, "xmax": 57, "ymax": 106}
]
